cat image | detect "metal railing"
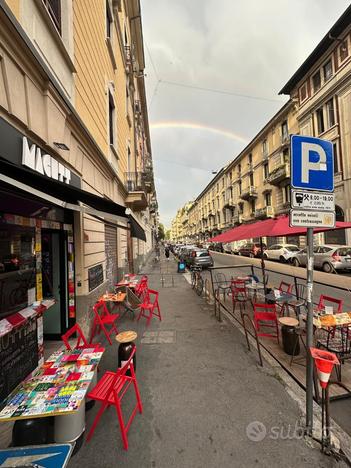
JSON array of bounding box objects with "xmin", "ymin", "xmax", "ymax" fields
[{"xmin": 124, "ymin": 172, "xmax": 145, "ymax": 192}]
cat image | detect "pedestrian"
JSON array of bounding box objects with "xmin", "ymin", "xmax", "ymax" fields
[{"xmin": 165, "ymin": 245, "xmax": 170, "ymax": 261}]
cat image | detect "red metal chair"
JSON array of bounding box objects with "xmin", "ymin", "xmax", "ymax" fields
[
  {"xmin": 137, "ymin": 289, "xmax": 161, "ymax": 326},
  {"xmin": 62, "ymin": 324, "xmax": 102, "ymax": 350},
  {"xmin": 86, "ymin": 347, "xmax": 142, "ymax": 450},
  {"xmin": 90, "ymin": 300, "xmax": 119, "ymax": 345},
  {"xmin": 135, "ymin": 276, "xmax": 148, "ymax": 299},
  {"xmin": 278, "ymin": 281, "xmax": 293, "ymax": 294},
  {"xmin": 317, "ymin": 295, "xmax": 343, "ymax": 313},
  {"xmin": 253, "ymin": 303, "xmax": 279, "ymax": 343},
  {"xmin": 231, "ymin": 279, "xmax": 250, "ymax": 318}
]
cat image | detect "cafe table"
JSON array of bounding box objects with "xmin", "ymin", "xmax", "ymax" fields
[
  {"xmin": 265, "ymin": 290, "xmax": 293, "ymax": 316},
  {"xmin": 0, "ymin": 346, "xmax": 104, "ymax": 444}
]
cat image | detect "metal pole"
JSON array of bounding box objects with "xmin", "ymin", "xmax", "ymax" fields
[
  {"xmin": 306, "ymin": 227, "xmax": 314, "ymax": 434},
  {"xmin": 259, "ymin": 237, "xmax": 267, "ymax": 294}
]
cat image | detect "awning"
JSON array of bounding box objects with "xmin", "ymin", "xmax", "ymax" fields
[
  {"xmin": 128, "ymin": 214, "xmax": 146, "ymax": 242},
  {"xmin": 0, "ymin": 158, "xmax": 127, "ymax": 222},
  {"xmin": 209, "ymin": 215, "xmax": 351, "ymax": 243}
]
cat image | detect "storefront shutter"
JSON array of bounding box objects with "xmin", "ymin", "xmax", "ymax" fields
[{"xmin": 104, "ymin": 223, "xmax": 118, "ymax": 288}]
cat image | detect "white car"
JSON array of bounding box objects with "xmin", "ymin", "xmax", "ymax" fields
[{"xmin": 263, "ymin": 244, "xmax": 300, "ymax": 263}]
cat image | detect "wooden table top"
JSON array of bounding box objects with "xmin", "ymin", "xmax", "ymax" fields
[
  {"xmin": 116, "ymin": 331, "xmax": 138, "ymax": 343},
  {"xmin": 278, "ymin": 317, "xmax": 299, "ymax": 327},
  {"xmin": 101, "ymin": 292, "xmax": 126, "ymax": 302}
]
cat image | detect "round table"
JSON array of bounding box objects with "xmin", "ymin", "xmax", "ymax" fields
[
  {"xmin": 116, "ymin": 331, "xmax": 137, "ymax": 372},
  {"xmin": 278, "ymin": 317, "xmax": 300, "ymax": 356}
]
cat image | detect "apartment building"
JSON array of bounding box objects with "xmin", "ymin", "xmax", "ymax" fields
[
  {"xmin": 179, "ymin": 101, "xmax": 298, "ymax": 245},
  {"xmin": 280, "ymin": 5, "xmax": 351, "ymax": 245},
  {"xmin": 173, "ymin": 5, "xmax": 351, "ymax": 248},
  {"xmin": 0, "ymin": 0, "xmax": 157, "ymax": 348}
]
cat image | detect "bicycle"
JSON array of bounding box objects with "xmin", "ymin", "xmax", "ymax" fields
[{"xmin": 190, "ymin": 265, "xmax": 203, "ymax": 296}]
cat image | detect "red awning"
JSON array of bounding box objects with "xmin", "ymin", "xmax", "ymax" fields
[{"xmin": 209, "ymin": 215, "xmax": 351, "ymax": 243}]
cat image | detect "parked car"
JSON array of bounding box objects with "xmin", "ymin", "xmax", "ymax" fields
[
  {"xmin": 290, "ymin": 244, "xmax": 351, "ymax": 273},
  {"xmin": 238, "ymin": 242, "xmax": 266, "ymax": 258},
  {"xmin": 263, "ymin": 244, "xmax": 300, "ymax": 263},
  {"xmin": 223, "ymin": 243, "xmax": 233, "ymax": 254},
  {"xmin": 179, "ymin": 245, "xmax": 196, "ymax": 262},
  {"xmin": 188, "ymin": 248, "xmax": 214, "ymax": 269}
]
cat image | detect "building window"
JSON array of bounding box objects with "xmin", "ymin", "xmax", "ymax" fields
[
  {"xmin": 263, "ymin": 163, "xmax": 269, "ymax": 179},
  {"xmin": 339, "ymin": 39, "xmax": 349, "ymax": 63},
  {"xmin": 238, "ymin": 164, "xmax": 241, "ymax": 174},
  {"xmin": 43, "ymin": 0, "xmax": 61, "ymax": 34},
  {"xmin": 312, "ymin": 71, "xmax": 321, "ymax": 93},
  {"xmin": 106, "ymin": 0, "xmax": 113, "ymax": 39},
  {"xmin": 316, "ymin": 107, "xmax": 325, "ymax": 134},
  {"xmin": 281, "ymin": 120, "xmax": 288, "ymax": 142},
  {"xmin": 326, "ymin": 98, "xmax": 335, "ymax": 128},
  {"xmin": 238, "ymin": 181, "xmax": 242, "ymax": 194},
  {"xmin": 299, "ymin": 82, "xmax": 308, "ymax": 102},
  {"xmin": 265, "ymin": 192, "xmax": 271, "ymax": 207},
  {"xmin": 248, "ymin": 153, "xmax": 252, "ymax": 164},
  {"xmin": 251, "ymin": 200, "xmax": 256, "ymax": 214},
  {"xmin": 323, "ymin": 60, "xmax": 333, "ymax": 82},
  {"xmin": 262, "ymin": 139, "xmax": 267, "ymax": 155},
  {"xmin": 249, "ymin": 173, "xmax": 254, "ymax": 186},
  {"xmin": 283, "ymin": 148, "xmax": 289, "ymax": 163},
  {"xmin": 108, "ymin": 91, "xmax": 115, "ymax": 146},
  {"xmin": 283, "ymin": 185, "xmax": 291, "ymax": 203},
  {"xmin": 333, "ymin": 142, "xmax": 339, "ymax": 174}
]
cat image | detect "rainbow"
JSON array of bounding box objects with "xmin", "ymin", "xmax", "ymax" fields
[{"xmin": 150, "ymin": 121, "xmax": 248, "ymax": 143}]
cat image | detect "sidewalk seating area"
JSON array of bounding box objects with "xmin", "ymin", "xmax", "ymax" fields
[
  {"xmin": 211, "ymin": 268, "xmax": 351, "ymax": 401},
  {"xmin": 67, "ymin": 254, "xmax": 338, "ymax": 467}
]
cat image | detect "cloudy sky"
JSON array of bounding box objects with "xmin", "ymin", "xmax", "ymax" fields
[{"xmin": 141, "ymin": 0, "xmax": 350, "ymax": 228}]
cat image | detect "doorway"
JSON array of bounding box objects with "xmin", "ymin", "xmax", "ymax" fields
[{"xmin": 41, "ymin": 229, "xmax": 68, "ymax": 339}]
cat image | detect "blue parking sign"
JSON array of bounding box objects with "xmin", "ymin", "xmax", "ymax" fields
[
  {"xmin": 0, "ymin": 444, "xmax": 73, "ymax": 468},
  {"xmin": 291, "ymin": 135, "xmax": 334, "ymax": 192}
]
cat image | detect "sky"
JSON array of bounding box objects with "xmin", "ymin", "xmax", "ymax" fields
[{"xmin": 141, "ymin": 0, "xmax": 351, "ymax": 229}]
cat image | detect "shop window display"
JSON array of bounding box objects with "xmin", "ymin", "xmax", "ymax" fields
[{"xmin": 0, "ymin": 224, "xmax": 36, "ymax": 318}]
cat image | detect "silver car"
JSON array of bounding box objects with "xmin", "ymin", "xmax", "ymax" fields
[{"xmin": 291, "ymin": 244, "xmax": 351, "ymax": 273}]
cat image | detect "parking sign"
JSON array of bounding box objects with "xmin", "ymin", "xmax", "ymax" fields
[{"xmin": 291, "ymin": 135, "xmax": 334, "ymax": 192}]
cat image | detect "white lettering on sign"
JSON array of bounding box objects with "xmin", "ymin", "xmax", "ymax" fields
[
  {"xmin": 301, "ymin": 142, "xmax": 327, "ymax": 183},
  {"xmin": 22, "ymin": 137, "xmax": 71, "ymax": 184}
]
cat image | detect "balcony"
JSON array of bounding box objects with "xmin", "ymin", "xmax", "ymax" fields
[
  {"xmin": 241, "ymin": 212, "xmax": 255, "ymax": 222},
  {"xmin": 240, "ymin": 186, "xmax": 258, "ymax": 200},
  {"xmin": 281, "ymin": 134, "xmax": 290, "ymax": 146},
  {"xmin": 224, "ymin": 196, "xmax": 235, "ymax": 208},
  {"xmin": 255, "ymin": 206, "xmax": 274, "ymax": 220},
  {"xmin": 267, "ymin": 163, "xmax": 290, "ymax": 186},
  {"xmin": 232, "ymin": 213, "xmax": 242, "ymax": 225},
  {"xmin": 124, "ymin": 172, "xmax": 148, "ymax": 210},
  {"xmin": 142, "ymin": 169, "xmax": 154, "ymax": 193},
  {"xmin": 134, "ymin": 100, "xmax": 141, "ymax": 117},
  {"xmin": 276, "ymin": 201, "xmax": 290, "ymax": 215}
]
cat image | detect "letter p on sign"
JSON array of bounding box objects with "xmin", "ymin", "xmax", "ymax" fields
[{"xmin": 291, "ymin": 135, "xmax": 334, "ymax": 192}]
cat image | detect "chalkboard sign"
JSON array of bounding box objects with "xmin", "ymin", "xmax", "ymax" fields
[
  {"xmin": 0, "ymin": 317, "xmax": 38, "ymax": 402},
  {"xmin": 88, "ymin": 264, "xmax": 104, "ymax": 292}
]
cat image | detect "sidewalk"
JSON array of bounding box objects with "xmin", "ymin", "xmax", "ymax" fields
[{"xmin": 69, "ymin": 255, "xmax": 345, "ymax": 467}]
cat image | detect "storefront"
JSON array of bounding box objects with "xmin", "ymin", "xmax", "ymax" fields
[{"xmin": 0, "ymin": 116, "xmax": 130, "ymax": 404}]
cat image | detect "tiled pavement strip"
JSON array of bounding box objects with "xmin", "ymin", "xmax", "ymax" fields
[{"xmin": 69, "ymin": 254, "xmax": 348, "ymax": 468}]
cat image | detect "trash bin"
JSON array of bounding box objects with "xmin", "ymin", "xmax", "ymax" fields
[{"xmin": 279, "ymin": 317, "xmax": 300, "ymax": 356}]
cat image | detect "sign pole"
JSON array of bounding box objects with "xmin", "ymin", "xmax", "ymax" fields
[{"xmin": 306, "ymin": 227, "xmax": 314, "ymax": 434}]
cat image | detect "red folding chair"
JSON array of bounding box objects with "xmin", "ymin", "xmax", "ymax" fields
[
  {"xmin": 90, "ymin": 300, "xmax": 119, "ymax": 345},
  {"xmin": 231, "ymin": 279, "xmax": 250, "ymax": 318},
  {"xmin": 278, "ymin": 281, "xmax": 293, "ymax": 294},
  {"xmin": 135, "ymin": 276, "xmax": 148, "ymax": 299},
  {"xmin": 137, "ymin": 289, "xmax": 161, "ymax": 326},
  {"xmin": 86, "ymin": 347, "xmax": 142, "ymax": 450},
  {"xmin": 62, "ymin": 324, "xmax": 102, "ymax": 350},
  {"xmin": 254, "ymin": 303, "xmax": 279, "ymax": 343}
]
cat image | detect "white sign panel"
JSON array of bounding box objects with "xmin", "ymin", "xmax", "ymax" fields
[
  {"xmin": 289, "ymin": 210, "xmax": 335, "ymax": 228},
  {"xmin": 291, "ymin": 189, "xmax": 335, "ymax": 212}
]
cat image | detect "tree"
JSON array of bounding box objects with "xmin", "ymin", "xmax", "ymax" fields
[
  {"xmin": 158, "ymin": 223, "xmax": 165, "ymax": 240},
  {"xmin": 165, "ymin": 229, "xmax": 171, "ymax": 240}
]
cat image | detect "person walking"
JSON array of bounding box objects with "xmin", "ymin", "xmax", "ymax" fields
[{"xmin": 165, "ymin": 245, "xmax": 170, "ymax": 261}]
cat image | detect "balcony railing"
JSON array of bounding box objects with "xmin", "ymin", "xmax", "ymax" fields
[
  {"xmin": 240, "ymin": 186, "xmax": 258, "ymax": 200},
  {"xmin": 255, "ymin": 206, "xmax": 274, "ymax": 219},
  {"xmin": 276, "ymin": 201, "xmax": 290, "ymax": 215},
  {"xmin": 124, "ymin": 172, "xmax": 145, "ymax": 192},
  {"xmin": 267, "ymin": 163, "xmax": 290, "ymax": 186}
]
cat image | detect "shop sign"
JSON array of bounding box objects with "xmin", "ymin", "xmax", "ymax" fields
[{"xmin": 22, "ymin": 137, "xmax": 71, "ymax": 184}]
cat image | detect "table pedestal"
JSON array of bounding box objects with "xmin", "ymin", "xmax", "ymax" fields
[
  {"xmin": 281, "ymin": 325, "xmax": 300, "ymax": 356},
  {"xmin": 54, "ymin": 400, "xmax": 85, "ymax": 444}
]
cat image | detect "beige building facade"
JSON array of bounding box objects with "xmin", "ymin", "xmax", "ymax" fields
[
  {"xmin": 172, "ymin": 6, "xmax": 351, "ymax": 249},
  {"xmin": 0, "ymin": 0, "xmax": 157, "ymax": 355}
]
